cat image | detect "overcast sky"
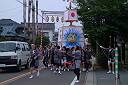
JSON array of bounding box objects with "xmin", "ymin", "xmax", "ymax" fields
[
  {"xmin": 0, "ymin": 0, "xmax": 81, "ymax": 30},
  {"xmin": 0, "ymin": 0, "xmax": 67, "ymax": 22}
]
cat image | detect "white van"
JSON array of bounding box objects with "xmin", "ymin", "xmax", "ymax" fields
[{"xmin": 0, "ymin": 41, "xmax": 31, "ymax": 71}]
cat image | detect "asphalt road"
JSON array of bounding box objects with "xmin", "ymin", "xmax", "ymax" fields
[
  {"xmin": 0, "ymin": 68, "xmax": 30, "ymax": 84},
  {"xmin": 0, "ymin": 68, "xmax": 86, "ymax": 85}
]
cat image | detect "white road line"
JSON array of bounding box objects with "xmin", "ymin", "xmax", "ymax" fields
[
  {"xmin": 70, "ymin": 76, "xmax": 77, "ymax": 85},
  {"xmin": 0, "ymin": 67, "xmax": 44, "ymax": 85},
  {"xmin": 0, "ymin": 72, "xmax": 30, "ymax": 85},
  {"xmin": 83, "ymin": 73, "xmax": 87, "ymax": 85}
]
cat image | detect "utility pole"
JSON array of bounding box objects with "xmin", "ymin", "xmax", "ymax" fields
[
  {"xmin": 31, "ymin": 0, "xmax": 36, "ymax": 44},
  {"xmin": 41, "ymin": 11, "xmax": 44, "ymax": 46},
  {"xmin": 35, "ymin": 0, "xmax": 38, "ymax": 36},
  {"xmin": 23, "ymin": 0, "xmax": 27, "ymax": 35},
  {"xmin": 28, "ymin": 0, "xmax": 31, "ymax": 42}
]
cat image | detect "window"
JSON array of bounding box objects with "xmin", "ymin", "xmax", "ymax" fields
[
  {"xmin": 17, "ymin": 44, "xmax": 21, "ymax": 51},
  {"xmin": 25, "ymin": 44, "xmax": 30, "ymax": 51},
  {"xmin": 22, "ymin": 44, "xmax": 26, "ymax": 51},
  {"xmin": 0, "ymin": 43, "xmax": 16, "ymax": 52}
]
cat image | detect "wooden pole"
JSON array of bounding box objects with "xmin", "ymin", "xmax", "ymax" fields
[
  {"xmin": 31, "ymin": 0, "xmax": 35, "ymax": 43},
  {"xmin": 36, "ymin": 0, "xmax": 38, "ymax": 36},
  {"xmin": 41, "ymin": 11, "xmax": 44, "ymax": 46},
  {"xmin": 28, "ymin": 0, "xmax": 31, "ymax": 42},
  {"xmin": 23, "ymin": 0, "xmax": 27, "ymax": 35}
]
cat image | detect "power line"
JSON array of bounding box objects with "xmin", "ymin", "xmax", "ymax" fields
[
  {"xmin": 0, "ymin": 6, "xmax": 22, "ymax": 13},
  {"xmin": 15, "ymin": 0, "xmax": 46, "ymax": 21},
  {"xmin": 15, "ymin": 0, "xmax": 66, "ymax": 22}
]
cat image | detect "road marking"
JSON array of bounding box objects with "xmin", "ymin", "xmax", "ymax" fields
[
  {"xmin": 70, "ymin": 76, "xmax": 77, "ymax": 85},
  {"xmin": 83, "ymin": 72, "xmax": 87, "ymax": 85},
  {"xmin": 0, "ymin": 67, "xmax": 44, "ymax": 85},
  {"xmin": 0, "ymin": 72, "xmax": 30, "ymax": 85}
]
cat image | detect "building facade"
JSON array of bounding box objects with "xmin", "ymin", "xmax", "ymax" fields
[
  {"xmin": 22, "ymin": 23, "xmax": 55, "ymax": 42},
  {"xmin": 0, "ymin": 19, "xmax": 55, "ymax": 42}
]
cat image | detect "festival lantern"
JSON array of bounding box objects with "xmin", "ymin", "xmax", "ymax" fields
[
  {"xmin": 46, "ymin": 16, "xmax": 49, "ymax": 22},
  {"xmin": 56, "ymin": 16, "xmax": 59, "ymax": 22},
  {"xmin": 51, "ymin": 16, "xmax": 55, "ymax": 22}
]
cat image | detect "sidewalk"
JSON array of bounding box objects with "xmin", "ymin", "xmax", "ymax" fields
[
  {"xmin": 86, "ymin": 69, "xmax": 128, "ymax": 85},
  {"xmin": 85, "ymin": 71, "xmax": 97, "ymax": 85}
]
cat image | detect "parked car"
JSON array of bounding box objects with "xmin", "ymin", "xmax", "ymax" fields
[{"xmin": 0, "ymin": 41, "xmax": 31, "ymax": 71}]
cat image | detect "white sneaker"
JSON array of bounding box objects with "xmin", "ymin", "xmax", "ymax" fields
[
  {"xmin": 56, "ymin": 68, "xmax": 58, "ymax": 71},
  {"xmin": 63, "ymin": 69, "xmax": 66, "ymax": 71},
  {"xmin": 80, "ymin": 71, "xmax": 82, "ymax": 73},
  {"xmin": 58, "ymin": 71, "xmax": 61, "ymax": 74},
  {"xmin": 83, "ymin": 68, "xmax": 86, "ymax": 72},
  {"xmin": 112, "ymin": 71, "xmax": 115, "ymax": 74},
  {"xmin": 29, "ymin": 75, "xmax": 33, "ymax": 79},
  {"xmin": 53, "ymin": 70, "xmax": 57, "ymax": 73},
  {"xmin": 75, "ymin": 80, "xmax": 79, "ymax": 83},
  {"xmin": 67, "ymin": 69, "xmax": 70, "ymax": 71},
  {"xmin": 37, "ymin": 71, "xmax": 40, "ymax": 76},
  {"xmin": 50, "ymin": 68, "xmax": 53, "ymax": 71},
  {"xmin": 48, "ymin": 64, "xmax": 51, "ymax": 67},
  {"xmin": 107, "ymin": 71, "xmax": 111, "ymax": 74}
]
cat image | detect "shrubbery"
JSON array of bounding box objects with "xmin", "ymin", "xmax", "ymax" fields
[{"xmin": 96, "ymin": 51, "xmax": 108, "ymax": 69}]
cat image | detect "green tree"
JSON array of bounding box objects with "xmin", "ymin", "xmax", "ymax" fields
[
  {"xmin": 76, "ymin": 0, "xmax": 128, "ymax": 68},
  {"xmin": 35, "ymin": 36, "xmax": 50, "ymax": 46},
  {"xmin": 77, "ymin": 0, "xmax": 128, "ymax": 46}
]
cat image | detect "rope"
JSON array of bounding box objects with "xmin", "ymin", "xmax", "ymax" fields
[{"xmin": 95, "ymin": 40, "xmax": 109, "ymax": 59}]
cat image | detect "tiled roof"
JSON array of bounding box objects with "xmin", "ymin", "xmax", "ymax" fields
[
  {"xmin": 0, "ymin": 19, "xmax": 55, "ymax": 38},
  {"xmin": 0, "ymin": 19, "xmax": 19, "ymax": 25},
  {"xmin": 0, "ymin": 19, "xmax": 19, "ymax": 36}
]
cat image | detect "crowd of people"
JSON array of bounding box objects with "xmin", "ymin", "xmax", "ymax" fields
[{"xmin": 29, "ymin": 44, "xmax": 96, "ymax": 82}]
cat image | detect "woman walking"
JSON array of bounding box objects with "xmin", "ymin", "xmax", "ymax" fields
[{"xmin": 73, "ymin": 46, "xmax": 81, "ymax": 83}]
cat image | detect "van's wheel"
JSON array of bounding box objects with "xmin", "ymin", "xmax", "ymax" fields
[
  {"xmin": 16, "ymin": 61, "xmax": 22, "ymax": 72},
  {"xmin": 25, "ymin": 59, "xmax": 30, "ymax": 69}
]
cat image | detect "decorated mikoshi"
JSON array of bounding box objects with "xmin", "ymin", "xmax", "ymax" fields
[
  {"xmin": 58, "ymin": 26, "xmax": 84, "ymax": 48},
  {"xmin": 57, "ymin": 0, "xmax": 85, "ymax": 48}
]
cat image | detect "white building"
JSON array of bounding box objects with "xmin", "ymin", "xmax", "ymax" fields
[{"xmin": 24, "ymin": 23, "xmax": 55, "ymax": 42}]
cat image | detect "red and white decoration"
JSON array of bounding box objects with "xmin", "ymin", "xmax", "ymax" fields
[{"xmin": 64, "ymin": 9, "xmax": 78, "ymax": 22}]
